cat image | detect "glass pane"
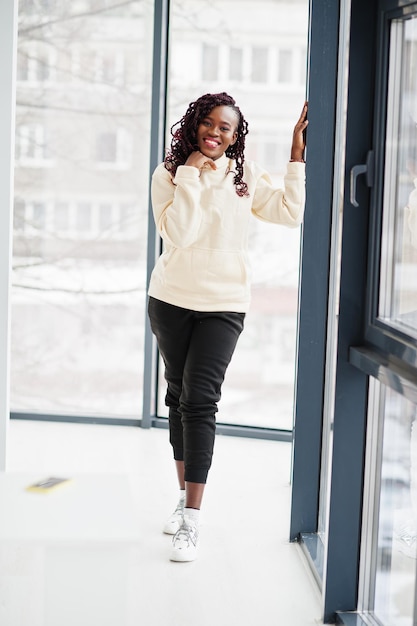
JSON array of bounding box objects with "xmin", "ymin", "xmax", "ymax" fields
[
  {"xmin": 379, "ymin": 17, "xmax": 417, "ymax": 337},
  {"xmin": 373, "ymin": 385, "xmax": 417, "ymax": 626},
  {"xmin": 11, "ymin": 0, "xmax": 153, "ymax": 418},
  {"xmin": 160, "ymin": 0, "xmax": 309, "ymax": 430}
]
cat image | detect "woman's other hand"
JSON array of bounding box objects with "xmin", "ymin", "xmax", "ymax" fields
[{"xmin": 185, "ymin": 151, "xmax": 217, "ymax": 172}]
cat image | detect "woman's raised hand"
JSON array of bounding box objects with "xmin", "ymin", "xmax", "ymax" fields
[{"xmin": 290, "ymin": 101, "xmax": 308, "ymax": 162}]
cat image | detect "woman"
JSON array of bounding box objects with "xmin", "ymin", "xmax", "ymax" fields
[{"xmin": 148, "ymin": 92, "xmax": 308, "ymax": 562}]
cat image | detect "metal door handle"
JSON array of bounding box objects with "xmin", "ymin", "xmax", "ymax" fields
[{"xmin": 350, "ymin": 150, "xmax": 374, "ymax": 207}]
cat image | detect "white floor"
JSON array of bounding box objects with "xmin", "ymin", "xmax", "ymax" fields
[{"xmin": 3, "ymin": 419, "xmax": 328, "ymax": 626}]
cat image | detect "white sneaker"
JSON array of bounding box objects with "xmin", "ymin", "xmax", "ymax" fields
[
  {"xmin": 170, "ymin": 515, "xmax": 199, "ymax": 562},
  {"xmin": 163, "ymin": 496, "xmax": 185, "ymax": 535}
]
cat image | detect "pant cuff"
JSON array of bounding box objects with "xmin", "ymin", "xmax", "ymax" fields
[
  {"xmin": 184, "ymin": 466, "xmax": 209, "ymax": 484},
  {"xmin": 173, "ymin": 448, "xmax": 184, "ymax": 461}
]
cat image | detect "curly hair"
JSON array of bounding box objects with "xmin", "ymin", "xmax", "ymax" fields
[{"xmin": 164, "ymin": 92, "xmax": 249, "ymax": 197}]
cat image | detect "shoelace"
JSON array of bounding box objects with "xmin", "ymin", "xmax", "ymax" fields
[
  {"xmin": 174, "ymin": 519, "xmax": 198, "ymax": 547},
  {"xmin": 172, "ymin": 498, "xmax": 185, "ymax": 516}
]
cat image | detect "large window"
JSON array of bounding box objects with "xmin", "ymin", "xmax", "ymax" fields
[
  {"xmin": 379, "ymin": 16, "xmax": 417, "ymax": 339},
  {"xmin": 356, "ymin": 7, "xmax": 417, "ymax": 626},
  {"xmin": 11, "ymin": 0, "xmax": 309, "ymax": 431},
  {"xmin": 11, "ymin": 0, "xmax": 154, "ymax": 419},
  {"xmin": 162, "ymin": 0, "xmax": 309, "ymax": 431},
  {"xmin": 361, "ymin": 380, "xmax": 417, "ymax": 626}
]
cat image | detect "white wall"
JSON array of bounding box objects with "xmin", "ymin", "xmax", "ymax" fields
[{"xmin": 0, "ymin": 0, "xmax": 18, "ymax": 470}]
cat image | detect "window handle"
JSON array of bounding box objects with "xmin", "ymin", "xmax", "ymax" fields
[{"xmin": 350, "ymin": 150, "xmax": 374, "ymax": 207}]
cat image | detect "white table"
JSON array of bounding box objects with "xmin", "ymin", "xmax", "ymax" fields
[{"xmin": 0, "ymin": 473, "xmax": 141, "ymax": 626}]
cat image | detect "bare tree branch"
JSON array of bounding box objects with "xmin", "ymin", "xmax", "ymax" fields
[{"xmin": 18, "ymin": 0, "xmax": 142, "ymax": 36}]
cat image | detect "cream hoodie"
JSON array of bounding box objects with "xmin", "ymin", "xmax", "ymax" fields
[{"xmin": 148, "ymin": 154, "xmax": 305, "ymax": 312}]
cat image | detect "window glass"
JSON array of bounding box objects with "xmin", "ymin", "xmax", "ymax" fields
[
  {"xmin": 11, "ymin": 0, "xmax": 153, "ymax": 418},
  {"xmin": 379, "ymin": 17, "xmax": 417, "ymax": 337},
  {"xmin": 372, "ymin": 383, "xmax": 417, "ymax": 626},
  {"xmin": 165, "ymin": 0, "xmax": 308, "ymax": 430}
]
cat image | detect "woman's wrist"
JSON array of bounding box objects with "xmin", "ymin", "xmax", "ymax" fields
[{"xmin": 290, "ymin": 150, "xmax": 305, "ymax": 162}]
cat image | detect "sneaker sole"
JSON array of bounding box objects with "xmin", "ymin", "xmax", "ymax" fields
[
  {"xmin": 163, "ymin": 520, "xmax": 202, "ymax": 535},
  {"xmin": 163, "ymin": 523, "xmax": 180, "ymax": 535},
  {"xmin": 169, "ymin": 548, "xmax": 198, "ymax": 562}
]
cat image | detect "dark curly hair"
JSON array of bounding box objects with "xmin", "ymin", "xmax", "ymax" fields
[{"xmin": 164, "ymin": 92, "xmax": 249, "ymax": 197}]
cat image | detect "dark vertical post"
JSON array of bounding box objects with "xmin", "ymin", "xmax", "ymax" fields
[
  {"xmin": 290, "ymin": 0, "xmax": 340, "ymax": 538},
  {"xmin": 322, "ymin": 0, "xmax": 376, "ymax": 619}
]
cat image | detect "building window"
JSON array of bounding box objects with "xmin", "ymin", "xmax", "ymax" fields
[
  {"xmin": 76, "ymin": 203, "xmax": 92, "ymax": 232},
  {"xmin": 98, "ymin": 203, "xmax": 113, "ymax": 231},
  {"xmin": 32, "ymin": 202, "xmax": 46, "ymax": 231},
  {"xmin": 96, "ymin": 133, "xmax": 117, "ymax": 163},
  {"xmin": 17, "ymin": 51, "xmax": 29, "ymax": 81},
  {"xmin": 251, "ymin": 46, "xmax": 268, "ymax": 83},
  {"xmin": 36, "ymin": 53, "xmax": 51, "ymax": 82},
  {"xmin": 55, "ymin": 202, "xmax": 70, "ymax": 231},
  {"xmin": 95, "ymin": 129, "xmax": 131, "ymax": 168},
  {"xmin": 27, "ymin": 201, "xmax": 140, "ymax": 240},
  {"xmin": 16, "ymin": 47, "xmax": 54, "ymax": 83},
  {"xmin": 14, "ymin": 200, "xmax": 26, "ymax": 232},
  {"xmin": 95, "ymin": 52, "xmax": 125, "ymax": 85},
  {"xmin": 277, "ymin": 49, "xmax": 293, "ymax": 84},
  {"xmin": 202, "ymin": 44, "xmax": 219, "ymax": 81},
  {"xmin": 15, "ymin": 124, "xmax": 51, "ymax": 165},
  {"xmin": 22, "ymin": 0, "xmax": 57, "ymax": 16},
  {"xmin": 119, "ymin": 204, "xmax": 136, "ymax": 236},
  {"xmin": 229, "ymin": 47, "xmax": 243, "ymax": 81}
]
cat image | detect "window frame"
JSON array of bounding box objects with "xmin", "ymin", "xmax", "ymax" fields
[{"xmin": 362, "ymin": 2, "xmax": 417, "ymax": 370}]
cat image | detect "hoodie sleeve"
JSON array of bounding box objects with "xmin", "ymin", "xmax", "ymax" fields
[
  {"xmin": 151, "ymin": 163, "xmax": 203, "ymax": 248},
  {"xmin": 251, "ymin": 161, "xmax": 306, "ymax": 227}
]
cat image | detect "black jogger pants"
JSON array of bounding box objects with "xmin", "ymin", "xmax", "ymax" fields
[{"xmin": 148, "ymin": 297, "xmax": 245, "ymax": 484}]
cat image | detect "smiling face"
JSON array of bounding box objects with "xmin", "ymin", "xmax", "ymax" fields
[{"xmin": 196, "ymin": 105, "xmax": 238, "ymax": 160}]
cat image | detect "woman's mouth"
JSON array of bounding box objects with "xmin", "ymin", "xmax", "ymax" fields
[{"xmin": 203, "ymin": 138, "xmax": 220, "ymax": 149}]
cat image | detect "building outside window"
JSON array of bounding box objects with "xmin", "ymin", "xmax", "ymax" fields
[
  {"xmin": 277, "ymin": 48, "xmax": 293, "ymax": 83},
  {"xmin": 251, "ymin": 46, "xmax": 269, "ymax": 83},
  {"xmin": 11, "ymin": 0, "xmax": 153, "ymax": 418},
  {"xmin": 11, "ymin": 0, "xmax": 309, "ymax": 430},
  {"xmin": 229, "ymin": 46, "xmax": 243, "ymax": 81},
  {"xmin": 15, "ymin": 124, "xmax": 51, "ymax": 164},
  {"xmin": 202, "ymin": 43, "xmax": 219, "ymax": 81}
]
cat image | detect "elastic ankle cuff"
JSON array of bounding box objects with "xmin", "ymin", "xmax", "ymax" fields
[{"xmin": 184, "ymin": 468, "xmax": 208, "ymax": 484}]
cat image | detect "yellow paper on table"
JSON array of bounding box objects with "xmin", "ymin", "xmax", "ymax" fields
[{"xmin": 25, "ymin": 477, "xmax": 72, "ymax": 493}]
